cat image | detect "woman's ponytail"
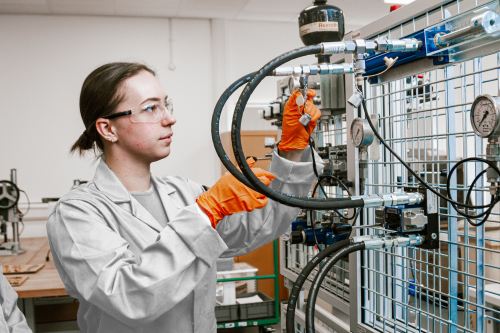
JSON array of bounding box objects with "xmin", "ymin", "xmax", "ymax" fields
[{"xmin": 70, "ymin": 129, "xmax": 96, "ymax": 156}]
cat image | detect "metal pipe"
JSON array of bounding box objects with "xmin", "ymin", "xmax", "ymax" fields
[{"xmin": 435, "ymin": 11, "xmax": 500, "ymax": 48}]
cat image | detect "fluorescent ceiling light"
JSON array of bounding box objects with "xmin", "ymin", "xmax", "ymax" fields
[{"xmin": 384, "ymin": 0, "xmax": 415, "ymax": 4}]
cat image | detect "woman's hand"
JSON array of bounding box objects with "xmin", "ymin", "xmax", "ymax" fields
[
  {"xmin": 196, "ymin": 158, "xmax": 275, "ymax": 227},
  {"xmin": 278, "ymin": 88, "xmax": 321, "ymax": 152}
]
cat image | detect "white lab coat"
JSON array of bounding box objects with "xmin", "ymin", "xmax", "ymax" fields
[
  {"xmin": 0, "ymin": 265, "xmax": 32, "ymax": 333},
  {"xmin": 47, "ymin": 147, "xmax": 323, "ymax": 333}
]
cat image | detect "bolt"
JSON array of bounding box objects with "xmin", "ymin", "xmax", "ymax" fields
[{"xmin": 431, "ymin": 233, "xmax": 437, "ymax": 240}]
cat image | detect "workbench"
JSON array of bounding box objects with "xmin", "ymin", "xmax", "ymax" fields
[{"xmin": 0, "ymin": 237, "xmax": 73, "ymax": 332}]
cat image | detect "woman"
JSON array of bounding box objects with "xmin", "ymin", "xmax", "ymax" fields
[
  {"xmin": 47, "ymin": 62, "xmax": 322, "ymax": 333},
  {"xmin": 0, "ymin": 265, "xmax": 32, "ymax": 332}
]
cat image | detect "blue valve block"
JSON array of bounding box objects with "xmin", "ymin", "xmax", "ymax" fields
[{"xmin": 291, "ymin": 220, "xmax": 349, "ymax": 246}]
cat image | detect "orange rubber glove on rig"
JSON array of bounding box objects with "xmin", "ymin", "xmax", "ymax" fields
[
  {"xmin": 278, "ymin": 88, "xmax": 322, "ymax": 151},
  {"xmin": 196, "ymin": 158, "xmax": 276, "ymax": 228}
]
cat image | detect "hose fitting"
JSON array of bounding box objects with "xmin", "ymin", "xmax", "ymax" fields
[
  {"xmin": 271, "ymin": 63, "xmax": 353, "ymax": 76},
  {"xmin": 351, "ymin": 191, "xmax": 424, "ymax": 208},
  {"xmin": 353, "ymin": 234, "xmax": 425, "ymax": 250},
  {"xmin": 320, "ymin": 38, "xmax": 421, "ymax": 55}
]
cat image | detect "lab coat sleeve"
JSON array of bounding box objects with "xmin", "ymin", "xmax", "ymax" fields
[
  {"xmin": 47, "ymin": 200, "xmax": 227, "ymax": 328},
  {"xmin": 216, "ymin": 145, "xmax": 324, "ymax": 257},
  {"xmin": 0, "ymin": 267, "xmax": 32, "ymax": 333}
]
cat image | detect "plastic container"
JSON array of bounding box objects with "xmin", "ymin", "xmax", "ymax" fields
[
  {"xmin": 216, "ymin": 262, "xmax": 258, "ymax": 305},
  {"xmin": 237, "ymin": 292, "xmax": 275, "ymax": 320},
  {"xmin": 214, "ymin": 303, "xmax": 239, "ymax": 323}
]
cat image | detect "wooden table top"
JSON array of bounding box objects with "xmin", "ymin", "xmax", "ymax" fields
[{"xmin": 0, "ymin": 237, "xmax": 67, "ymax": 299}]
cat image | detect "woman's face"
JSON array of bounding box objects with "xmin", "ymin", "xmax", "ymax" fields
[{"xmin": 111, "ymin": 70, "xmax": 176, "ymax": 163}]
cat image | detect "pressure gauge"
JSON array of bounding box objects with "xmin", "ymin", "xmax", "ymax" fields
[
  {"xmin": 350, "ymin": 118, "xmax": 374, "ymax": 148},
  {"xmin": 471, "ymin": 94, "xmax": 500, "ymax": 138}
]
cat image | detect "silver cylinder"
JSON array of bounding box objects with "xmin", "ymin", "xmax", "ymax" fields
[
  {"xmin": 10, "ymin": 169, "xmax": 17, "ymax": 185},
  {"xmin": 12, "ymin": 222, "xmax": 19, "ymax": 243}
]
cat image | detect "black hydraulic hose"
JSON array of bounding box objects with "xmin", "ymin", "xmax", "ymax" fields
[
  {"xmin": 305, "ymin": 242, "xmax": 366, "ymax": 333},
  {"xmin": 212, "ymin": 72, "xmax": 258, "ymax": 190},
  {"xmin": 230, "ymin": 45, "xmax": 364, "ymax": 210},
  {"xmin": 312, "ymin": 178, "xmax": 359, "ymax": 220},
  {"xmin": 286, "ymin": 238, "xmax": 353, "ymax": 333},
  {"xmin": 360, "ymin": 98, "xmax": 500, "ymax": 210},
  {"xmin": 462, "ymin": 170, "xmax": 496, "ymax": 226},
  {"xmin": 446, "ymin": 159, "xmax": 500, "ymax": 226},
  {"xmin": 309, "ymin": 138, "xmax": 346, "ymax": 219}
]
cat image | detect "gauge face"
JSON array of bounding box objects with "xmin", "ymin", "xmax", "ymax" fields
[
  {"xmin": 351, "ymin": 121, "xmax": 365, "ymax": 147},
  {"xmin": 350, "ymin": 118, "xmax": 374, "ymax": 148},
  {"xmin": 471, "ymin": 95, "xmax": 500, "ymax": 138}
]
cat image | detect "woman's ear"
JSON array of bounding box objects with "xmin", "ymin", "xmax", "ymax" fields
[{"xmin": 95, "ymin": 118, "xmax": 117, "ymax": 143}]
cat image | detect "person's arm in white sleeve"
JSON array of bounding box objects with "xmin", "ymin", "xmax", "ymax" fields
[
  {"xmin": 215, "ymin": 145, "xmax": 324, "ymax": 257},
  {"xmin": 0, "ymin": 267, "xmax": 32, "ymax": 333},
  {"xmin": 47, "ymin": 200, "xmax": 227, "ymax": 328}
]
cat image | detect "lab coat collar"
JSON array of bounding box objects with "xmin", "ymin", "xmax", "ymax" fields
[
  {"xmin": 93, "ymin": 157, "xmax": 177, "ymax": 202},
  {"xmin": 150, "ymin": 174, "xmax": 176, "ymax": 195},
  {"xmin": 93, "ymin": 157, "xmax": 132, "ymax": 204},
  {"xmin": 92, "ymin": 157, "xmax": 177, "ymax": 232},
  {"xmin": 150, "ymin": 175, "xmax": 181, "ymax": 221}
]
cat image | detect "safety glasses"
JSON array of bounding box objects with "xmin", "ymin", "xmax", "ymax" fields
[{"xmin": 103, "ymin": 98, "xmax": 173, "ymax": 123}]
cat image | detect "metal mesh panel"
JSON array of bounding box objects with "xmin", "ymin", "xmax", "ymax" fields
[
  {"xmin": 361, "ymin": 1, "xmax": 500, "ymax": 332},
  {"xmin": 280, "ymin": 2, "xmax": 500, "ymax": 333}
]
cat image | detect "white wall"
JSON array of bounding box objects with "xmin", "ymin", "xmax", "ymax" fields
[
  {"xmin": 0, "ymin": 14, "xmax": 312, "ymax": 238},
  {"xmin": 212, "ymin": 19, "xmax": 317, "ymax": 133}
]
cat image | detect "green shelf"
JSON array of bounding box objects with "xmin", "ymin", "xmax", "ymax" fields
[{"xmin": 216, "ymin": 239, "xmax": 280, "ymax": 329}]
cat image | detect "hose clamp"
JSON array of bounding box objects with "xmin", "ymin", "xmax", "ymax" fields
[
  {"xmin": 272, "ymin": 66, "xmax": 294, "ymax": 76},
  {"xmin": 403, "ymin": 38, "xmax": 420, "ymax": 52},
  {"xmin": 321, "ymin": 42, "xmax": 346, "ymax": 55},
  {"xmin": 386, "ymin": 39, "xmax": 406, "ymax": 51}
]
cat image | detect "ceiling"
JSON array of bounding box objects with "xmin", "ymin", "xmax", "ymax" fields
[{"xmin": 0, "ymin": 0, "xmax": 403, "ymax": 31}]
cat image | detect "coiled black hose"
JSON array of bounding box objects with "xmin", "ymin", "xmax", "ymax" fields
[
  {"xmin": 285, "ymin": 238, "xmax": 352, "ymax": 333},
  {"xmin": 305, "ymin": 241, "xmax": 365, "ymax": 333},
  {"xmin": 229, "ymin": 45, "xmax": 364, "ymax": 210},
  {"xmin": 446, "ymin": 159, "xmax": 500, "ymax": 226},
  {"xmin": 212, "ymin": 72, "xmax": 258, "ymax": 190}
]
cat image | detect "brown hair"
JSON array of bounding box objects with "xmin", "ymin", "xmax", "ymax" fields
[{"xmin": 70, "ymin": 62, "xmax": 156, "ymax": 156}]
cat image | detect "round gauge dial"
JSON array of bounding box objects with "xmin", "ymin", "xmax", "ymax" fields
[
  {"xmin": 350, "ymin": 118, "xmax": 374, "ymax": 148},
  {"xmin": 471, "ymin": 94, "xmax": 500, "ymax": 138}
]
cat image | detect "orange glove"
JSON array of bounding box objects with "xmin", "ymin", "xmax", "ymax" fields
[
  {"xmin": 278, "ymin": 89, "xmax": 321, "ymax": 152},
  {"xmin": 196, "ymin": 158, "xmax": 276, "ymax": 228}
]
